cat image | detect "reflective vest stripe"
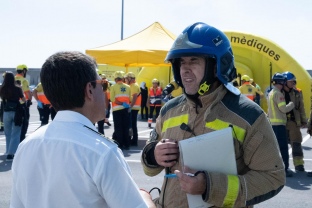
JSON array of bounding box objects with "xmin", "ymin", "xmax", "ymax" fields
[
  {"xmin": 269, "ymin": 92, "xmax": 277, "ymax": 123},
  {"xmin": 222, "ymin": 175, "xmax": 239, "ymax": 207},
  {"xmin": 270, "ymin": 118, "xmax": 285, "ymax": 123},
  {"xmin": 205, "ymin": 119, "xmax": 246, "ymax": 143},
  {"xmin": 112, "ymin": 94, "xmax": 130, "ymax": 111},
  {"xmin": 269, "ymin": 92, "xmax": 286, "ymax": 124},
  {"xmin": 277, "ymin": 101, "xmax": 286, "ymax": 107},
  {"xmin": 132, "ymin": 94, "xmax": 142, "ymax": 110},
  {"xmin": 244, "ymin": 94, "xmax": 254, "ymax": 100},
  {"xmin": 162, "ymin": 114, "xmax": 188, "ymax": 133},
  {"xmin": 37, "ymin": 92, "xmax": 50, "ymax": 104},
  {"xmin": 150, "ymin": 87, "xmax": 162, "ymax": 106}
]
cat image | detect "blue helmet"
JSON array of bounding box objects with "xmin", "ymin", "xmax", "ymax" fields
[
  {"xmin": 283, "ymin": 71, "xmax": 296, "ymax": 81},
  {"xmin": 165, "ymin": 22, "xmax": 239, "ymax": 95},
  {"xmin": 272, "ymin": 73, "xmax": 286, "ymax": 85}
]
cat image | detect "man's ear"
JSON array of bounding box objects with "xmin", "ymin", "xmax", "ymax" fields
[{"xmin": 85, "ymin": 82, "xmax": 94, "ymax": 99}]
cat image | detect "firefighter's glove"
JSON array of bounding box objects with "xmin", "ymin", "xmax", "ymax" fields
[
  {"xmin": 307, "ymin": 129, "xmax": 312, "ymax": 136},
  {"xmin": 26, "ymin": 100, "xmax": 32, "ymax": 107},
  {"xmin": 122, "ymin": 102, "xmax": 130, "ymax": 108},
  {"xmin": 37, "ymin": 100, "xmax": 43, "ymax": 109},
  {"xmin": 162, "ymin": 83, "xmax": 175, "ymax": 96}
]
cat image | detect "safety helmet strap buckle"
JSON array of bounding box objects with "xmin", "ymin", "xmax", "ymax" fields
[{"xmin": 198, "ymin": 82, "xmax": 210, "ymax": 95}]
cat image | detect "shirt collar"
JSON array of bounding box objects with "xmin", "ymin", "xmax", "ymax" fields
[{"xmin": 53, "ymin": 110, "xmax": 96, "ymax": 131}]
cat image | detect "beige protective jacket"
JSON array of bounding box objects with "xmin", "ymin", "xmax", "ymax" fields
[
  {"xmin": 267, "ymin": 86, "xmax": 294, "ymax": 126},
  {"xmin": 142, "ymin": 85, "xmax": 285, "ymax": 208},
  {"xmin": 284, "ymin": 88, "xmax": 307, "ymax": 126}
]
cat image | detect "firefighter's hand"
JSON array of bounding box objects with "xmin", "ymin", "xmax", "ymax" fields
[
  {"xmin": 174, "ymin": 167, "xmax": 207, "ymax": 195},
  {"xmin": 307, "ymin": 129, "xmax": 312, "ymax": 136},
  {"xmin": 154, "ymin": 139, "xmax": 179, "ymax": 168}
]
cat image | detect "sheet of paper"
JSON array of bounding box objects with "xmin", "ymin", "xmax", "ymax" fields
[{"xmin": 178, "ymin": 127, "xmax": 237, "ymax": 208}]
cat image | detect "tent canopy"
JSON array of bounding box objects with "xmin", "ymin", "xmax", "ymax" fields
[{"xmin": 85, "ymin": 22, "xmax": 176, "ymax": 67}]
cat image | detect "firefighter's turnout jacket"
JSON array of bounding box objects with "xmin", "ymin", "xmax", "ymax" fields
[
  {"xmin": 267, "ymin": 86, "xmax": 294, "ymax": 125},
  {"xmin": 284, "ymin": 88, "xmax": 307, "ymax": 126},
  {"xmin": 142, "ymin": 85, "xmax": 285, "ymax": 208}
]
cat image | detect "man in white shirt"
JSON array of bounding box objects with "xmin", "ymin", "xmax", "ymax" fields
[{"xmin": 10, "ymin": 51, "xmax": 155, "ymax": 208}]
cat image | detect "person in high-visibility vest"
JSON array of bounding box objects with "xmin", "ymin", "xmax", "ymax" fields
[
  {"xmin": 239, "ymin": 75, "xmax": 263, "ymax": 104},
  {"xmin": 96, "ymin": 74, "xmax": 110, "ymax": 135},
  {"xmin": 15, "ymin": 64, "xmax": 32, "ymax": 142},
  {"xmin": 102, "ymin": 74, "xmax": 111, "ymax": 127},
  {"xmin": 250, "ymin": 78, "xmax": 263, "ymax": 105},
  {"xmin": 282, "ymin": 71, "xmax": 307, "ymax": 172},
  {"xmin": 33, "ymin": 82, "xmax": 56, "ymax": 126},
  {"xmin": 125, "ymin": 72, "xmax": 141, "ymax": 146},
  {"xmin": 110, "ymin": 71, "xmax": 131, "ymax": 150},
  {"xmin": 147, "ymin": 78, "xmax": 162, "ymax": 128},
  {"xmin": 267, "ymin": 72, "xmax": 295, "ymax": 177}
]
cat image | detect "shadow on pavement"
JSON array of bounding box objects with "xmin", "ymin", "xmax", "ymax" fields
[{"xmin": 285, "ymin": 171, "xmax": 312, "ymax": 190}]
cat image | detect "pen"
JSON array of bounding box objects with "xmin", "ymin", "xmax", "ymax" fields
[{"xmin": 165, "ymin": 173, "xmax": 195, "ymax": 178}]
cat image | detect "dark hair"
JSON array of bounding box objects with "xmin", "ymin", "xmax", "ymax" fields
[
  {"xmin": 0, "ymin": 71, "xmax": 19, "ymax": 99},
  {"xmin": 40, "ymin": 51, "xmax": 98, "ymax": 111}
]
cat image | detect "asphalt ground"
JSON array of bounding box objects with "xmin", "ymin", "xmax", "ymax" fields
[{"xmin": 0, "ymin": 100, "xmax": 311, "ymax": 208}]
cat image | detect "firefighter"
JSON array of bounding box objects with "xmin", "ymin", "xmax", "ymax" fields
[
  {"xmin": 267, "ymin": 73, "xmax": 295, "ymax": 177},
  {"xmin": 147, "ymin": 78, "xmax": 162, "ymax": 128},
  {"xmin": 15, "ymin": 64, "xmax": 32, "ymax": 142},
  {"xmin": 110, "ymin": 71, "xmax": 131, "ymax": 150},
  {"xmin": 239, "ymin": 75, "xmax": 263, "ymax": 103},
  {"xmin": 141, "ymin": 22, "xmax": 285, "ymax": 207},
  {"xmin": 283, "ymin": 71, "xmax": 307, "ymax": 171}
]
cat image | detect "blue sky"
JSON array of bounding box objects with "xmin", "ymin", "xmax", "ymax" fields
[{"xmin": 1, "ymin": 0, "xmax": 312, "ymax": 69}]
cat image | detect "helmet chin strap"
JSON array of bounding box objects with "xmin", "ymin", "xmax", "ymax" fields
[
  {"xmin": 198, "ymin": 82, "xmax": 210, "ymax": 95},
  {"xmin": 197, "ymin": 57, "xmax": 217, "ymax": 95}
]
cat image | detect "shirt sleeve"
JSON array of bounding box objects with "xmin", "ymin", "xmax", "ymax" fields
[{"xmin": 94, "ymin": 147, "xmax": 148, "ymax": 208}]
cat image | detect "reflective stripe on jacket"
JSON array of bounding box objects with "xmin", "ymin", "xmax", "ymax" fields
[
  {"xmin": 110, "ymin": 82, "xmax": 131, "ymax": 111},
  {"xmin": 149, "ymin": 87, "xmax": 162, "ymax": 106},
  {"xmin": 142, "ymin": 85, "xmax": 285, "ymax": 207},
  {"xmin": 35, "ymin": 83, "xmax": 51, "ymax": 105},
  {"xmin": 267, "ymin": 86, "xmax": 294, "ymax": 125}
]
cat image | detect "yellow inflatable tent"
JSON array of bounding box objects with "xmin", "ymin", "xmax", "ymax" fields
[{"xmin": 225, "ymin": 32, "xmax": 312, "ymax": 115}]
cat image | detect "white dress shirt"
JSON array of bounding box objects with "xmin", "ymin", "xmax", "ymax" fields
[{"xmin": 11, "ymin": 110, "xmax": 147, "ymax": 208}]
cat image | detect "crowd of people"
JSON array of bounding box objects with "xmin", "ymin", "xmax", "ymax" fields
[{"xmin": 1, "ymin": 21, "xmax": 311, "ymax": 207}]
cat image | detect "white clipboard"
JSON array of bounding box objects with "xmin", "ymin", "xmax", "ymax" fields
[{"xmin": 178, "ymin": 127, "xmax": 237, "ymax": 208}]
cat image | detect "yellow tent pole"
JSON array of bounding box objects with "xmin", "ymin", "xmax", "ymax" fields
[{"xmin": 125, "ymin": 64, "xmax": 129, "ymax": 73}]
